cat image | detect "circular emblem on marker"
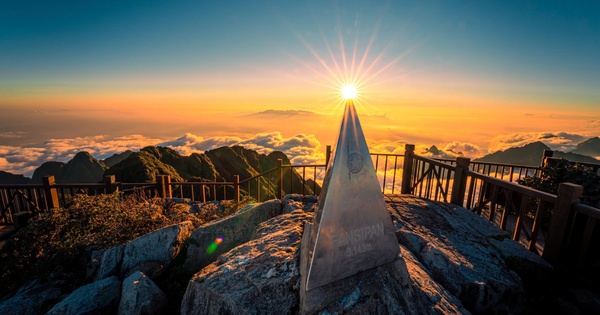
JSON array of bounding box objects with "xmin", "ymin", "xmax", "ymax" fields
[{"xmin": 347, "ymin": 153, "xmax": 364, "ymax": 173}]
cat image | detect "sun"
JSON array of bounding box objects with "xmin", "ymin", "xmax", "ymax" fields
[{"xmin": 342, "ymin": 84, "xmax": 357, "ymax": 99}]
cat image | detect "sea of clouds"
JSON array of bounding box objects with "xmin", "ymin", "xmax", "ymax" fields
[{"xmin": 0, "ymin": 131, "xmax": 592, "ymax": 178}]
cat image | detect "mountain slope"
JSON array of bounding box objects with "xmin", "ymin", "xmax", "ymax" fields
[
  {"xmin": 476, "ymin": 142, "xmax": 551, "ymax": 166},
  {"xmin": 102, "ymin": 150, "xmax": 133, "ymax": 168},
  {"xmin": 0, "ymin": 171, "xmax": 30, "ymax": 185},
  {"xmin": 476, "ymin": 141, "xmax": 599, "ymax": 166},
  {"xmin": 30, "ymin": 161, "xmax": 65, "ymax": 184},
  {"xmin": 103, "ymin": 147, "xmax": 185, "ymax": 183},
  {"xmin": 104, "ymin": 145, "xmax": 319, "ymax": 197},
  {"xmin": 571, "ymin": 137, "xmax": 600, "ymax": 158},
  {"xmin": 61, "ymin": 152, "xmax": 108, "ymax": 183}
]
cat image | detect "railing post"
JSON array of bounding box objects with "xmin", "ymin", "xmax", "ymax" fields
[
  {"xmin": 450, "ymin": 157, "xmax": 471, "ymax": 206},
  {"xmin": 541, "ymin": 149, "xmax": 553, "ymax": 167},
  {"xmin": 42, "ymin": 176, "xmax": 60, "ymax": 209},
  {"xmin": 325, "ymin": 145, "xmax": 332, "ymax": 169},
  {"xmin": 277, "ymin": 159, "xmax": 283, "ymax": 199},
  {"xmin": 543, "ymin": 182, "xmax": 583, "ymax": 263},
  {"xmin": 157, "ymin": 175, "xmax": 172, "ymax": 198},
  {"xmin": 401, "ymin": 144, "xmax": 415, "ymax": 194},
  {"xmin": 104, "ymin": 175, "xmax": 116, "ymax": 194},
  {"xmin": 233, "ymin": 175, "xmax": 240, "ymax": 203}
]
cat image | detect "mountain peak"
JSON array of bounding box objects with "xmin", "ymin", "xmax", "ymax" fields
[{"xmin": 571, "ymin": 137, "xmax": 600, "ymax": 157}]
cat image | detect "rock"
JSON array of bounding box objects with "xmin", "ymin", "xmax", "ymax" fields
[
  {"xmin": 123, "ymin": 261, "xmax": 164, "ymax": 280},
  {"xmin": 184, "ymin": 199, "xmax": 281, "ymax": 272},
  {"xmin": 387, "ymin": 195, "xmax": 540, "ymax": 314},
  {"xmin": 121, "ymin": 221, "xmax": 193, "ymax": 277},
  {"xmin": 298, "ymin": 217, "xmax": 468, "ymax": 315},
  {"xmin": 46, "ymin": 276, "xmax": 121, "ymax": 315},
  {"xmin": 489, "ymin": 238, "xmax": 553, "ymax": 284},
  {"xmin": 118, "ymin": 271, "xmax": 167, "ymax": 315},
  {"xmin": 96, "ymin": 245, "xmax": 124, "ymax": 281},
  {"xmin": 300, "ymin": 246, "xmax": 469, "ymax": 315},
  {"xmin": 0, "ymin": 280, "xmax": 62, "ymax": 314},
  {"xmin": 86, "ymin": 248, "xmax": 105, "ymax": 280},
  {"xmin": 282, "ymin": 194, "xmax": 317, "ymax": 214},
  {"xmin": 181, "ymin": 210, "xmax": 311, "ymax": 314}
]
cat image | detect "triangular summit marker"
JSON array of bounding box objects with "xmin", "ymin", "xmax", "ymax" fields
[{"xmin": 305, "ymin": 100, "xmax": 400, "ymax": 290}]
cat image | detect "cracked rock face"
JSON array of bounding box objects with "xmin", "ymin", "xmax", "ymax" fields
[
  {"xmin": 181, "ymin": 210, "xmax": 311, "ymax": 315},
  {"xmin": 387, "ymin": 195, "xmax": 551, "ymax": 314}
]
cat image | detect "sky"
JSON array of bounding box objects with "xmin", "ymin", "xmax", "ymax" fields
[{"xmin": 1, "ymin": 0, "xmax": 599, "ymax": 177}]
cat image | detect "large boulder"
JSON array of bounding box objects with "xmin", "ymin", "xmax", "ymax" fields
[
  {"xmin": 184, "ymin": 199, "xmax": 281, "ymax": 272},
  {"xmin": 299, "ymin": 222, "xmax": 469, "ymax": 315},
  {"xmin": 181, "ymin": 210, "xmax": 469, "ymax": 315},
  {"xmin": 46, "ymin": 276, "xmax": 121, "ymax": 315},
  {"xmin": 118, "ymin": 271, "xmax": 167, "ymax": 315},
  {"xmin": 181, "ymin": 210, "xmax": 310, "ymax": 314},
  {"xmin": 281, "ymin": 194, "xmax": 317, "ymax": 214},
  {"xmin": 387, "ymin": 195, "xmax": 552, "ymax": 314},
  {"xmin": 121, "ymin": 221, "xmax": 194, "ymax": 277},
  {"xmin": 0, "ymin": 280, "xmax": 62, "ymax": 314},
  {"xmin": 96, "ymin": 245, "xmax": 124, "ymax": 280}
]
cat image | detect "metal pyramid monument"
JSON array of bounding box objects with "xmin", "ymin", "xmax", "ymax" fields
[{"xmin": 305, "ymin": 99, "xmax": 400, "ymax": 290}]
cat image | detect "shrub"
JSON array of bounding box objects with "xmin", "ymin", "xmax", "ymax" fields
[
  {"xmin": 518, "ymin": 159, "xmax": 600, "ymax": 207},
  {"xmin": 0, "ymin": 192, "xmax": 204, "ymax": 297}
]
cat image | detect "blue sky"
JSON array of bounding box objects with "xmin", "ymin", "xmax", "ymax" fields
[{"xmin": 1, "ymin": 0, "xmax": 599, "ymax": 176}]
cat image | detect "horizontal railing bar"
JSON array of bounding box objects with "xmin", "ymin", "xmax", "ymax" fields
[
  {"xmin": 414, "ymin": 155, "xmax": 456, "ymax": 170},
  {"xmin": 574, "ymin": 203, "xmax": 600, "ymax": 220},
  {"xmin": 467, "ymin": 171, "xmax": 557, "ymax": 203},
  {"xmin": 239, "ymin": 167, "xmax": 279, "ymax": 185},
  {"xmin": 168, "ymin": 182, "xmax": 234, "ymax": 186}
]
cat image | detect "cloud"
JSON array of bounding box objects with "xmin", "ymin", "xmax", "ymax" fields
[
  {"xmin": 488, "ymin": 132, "xmax": 588, "ymax": 153},
  {"xmin": 0, "ymin": 131, "xmax": 26, "ymax": 139},
  {"xmin": 443, "ymin": 141, "xmax": 483, "ymax": 157},
  {"xmin": 0, "ymin": 135, "xmax": 162, "ymax": 177},
  {"xmin": 160, "ymin": 132, "xmax": 324, "ymax": 164}
]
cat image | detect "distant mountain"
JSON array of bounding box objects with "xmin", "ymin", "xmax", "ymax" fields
[
  {"xmin": 30, "ymin": 161, "xmax": 65, "ymax": 183},
  {"xmin": 61, "ymin": 152, "xmax": 108, "ymax": 183},
  {"xmin": 476, "ymin": 141, "xmax": 599, "ymax": 166},
  {"xmin": 0, "ymin": 171, "xmax": 30, "ymax": 185},
  {"xmin": 102, "ymin": 150, "xmax": 133, "ymax": 167},
  {"xmin": 476, "ymin": 142, "xmax": 550, "ymax": 166},
  {"xmin": 104, "ymin": 147, "xmax": 186, "ymax": 183},
  {"xmin": 571, "ymin": 137, "xmax": 600, "ymax": 157},
  {"xmin": 30, "ymin": 152, "xmax": 108, "ymax": 184},
  {"xmin": 104, "ymin": 145, "xmax": 319, "ymax": 198}
]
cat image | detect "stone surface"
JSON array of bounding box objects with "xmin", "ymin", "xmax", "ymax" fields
[
  {"xmin": 386, "ymin": 194, "xmax": 553, "ymax": 314},
  {"xmin": 0, "ymin": 280, "xmax": 62, "ymax": 315},
  {"xmin": 181, "ymin": 210, "xmax": 311, "ymax": 314},
  {"xmin": 300, "ymin": 245, "xmax": 469, "ymax": 315},
  {"xmin": 96, "ymin": 245, "xmax": 124, "ymax": 280},
  {"xmin": 282, "ymin": 194, "xmax": 317, "ymax": 214},
  {"xmin": 118, "ymin": 271, "xmax": 167, "ymax": 315},
  {"xmin": 46, "ymin": 276, "xmax": 121, "ymax": 315},
  {"xmin": 184, "ymin": 199, "xmax": 281, "ymax": 273},
  {"xmin": 121, "ymin": 221, "xmax": 193, "ymax": 277}
]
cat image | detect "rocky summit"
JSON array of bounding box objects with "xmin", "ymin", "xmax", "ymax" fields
[{"xmin": 2, "ymin": 194, "xmax": 587, "ymax": 314}]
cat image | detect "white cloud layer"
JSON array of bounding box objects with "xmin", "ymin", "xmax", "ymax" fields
[
  {"xmin": 488, "ymin": 132, "xmax": 588, "ymax": 153},
  {"xmin": 1, "ymin": 132, "xmax": 326, "ymax": 178}
]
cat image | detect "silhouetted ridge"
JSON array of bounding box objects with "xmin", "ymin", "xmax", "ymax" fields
[
  {"xmin": 571, "ymin": 137, "xmax": 600, "ymax": 157},
  {"xmin": 103, "ymin": 145, "xmax": 319, "ymax": 198},
  {"xmin": 476, "ymin": 141, "xmax": 599, "ymax": 166},
  {"xmin": 0, "ymin": 171, "xmax": 30, "ymax": 185},
  {"xmin": 102, "ymin": 150, "xmax": 133, "ymax": 167}
]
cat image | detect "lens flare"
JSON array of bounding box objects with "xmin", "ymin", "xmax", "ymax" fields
[{"xmin": 206, "ymin": 236, "xmax": 224, "ymax": 254}]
